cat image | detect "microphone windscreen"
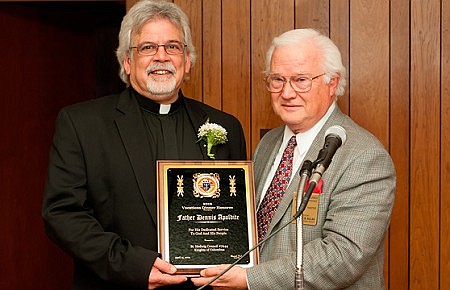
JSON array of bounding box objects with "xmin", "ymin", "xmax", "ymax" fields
[{"xmin": 325, "ymin": 125, "xmax": 347, "ymax": 145}]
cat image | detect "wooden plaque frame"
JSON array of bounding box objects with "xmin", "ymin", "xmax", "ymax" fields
[{"xmin": 157, "ymin": 160, "xmax": 258, "ymax": 276}]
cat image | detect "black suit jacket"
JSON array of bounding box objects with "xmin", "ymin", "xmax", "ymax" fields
[{"xmin": 42, "ymin": 88, "xmax": 247, "ymax": 289}]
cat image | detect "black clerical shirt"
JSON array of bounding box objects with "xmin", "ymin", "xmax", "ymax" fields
[{"xmin": 133, "ymin": 89, "xmax": 204, "ymax": 161}]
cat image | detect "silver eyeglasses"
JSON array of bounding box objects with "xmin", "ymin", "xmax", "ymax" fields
[
  {"xmin": 130, "ymin": 41, "xmax": 187, "ymax": 56},
  {"xmin": 265, "ymin": 73, "xmax": 325, "ymax": 93}
]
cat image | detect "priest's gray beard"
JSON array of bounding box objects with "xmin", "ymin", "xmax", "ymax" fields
[
  {"xmin": 146, "ymin": 62, "xmax": 177, "ymax": 96},
  {"xmin": 146, "ymin": 76, "xmax": 176, "ymax": 96}
]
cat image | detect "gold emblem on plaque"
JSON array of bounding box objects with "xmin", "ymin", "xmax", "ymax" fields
[
  {"xmin": 193, "ymin": 173, "xmax": 220, "ymax": 198},
  {"xmin": 229, "ymin": 175, "xmax": 236, "ymax": 196},
  {"xmin": 177, "ymin": 175, "xmax": 184, "ymax": 197}
]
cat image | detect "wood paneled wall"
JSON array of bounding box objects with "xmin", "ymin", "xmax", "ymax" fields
[
  {"xmin": 130, "ymin": 1, "xmax": 450, "ymax": 289},
  {"xmin": 0, "ymin": 2, "xmax": 125, "ymax": 289}
]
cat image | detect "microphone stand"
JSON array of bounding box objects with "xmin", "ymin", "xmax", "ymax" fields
[
  {"xmin": 293, "ymin": 130, "xmax": 345, "ymax": 289},
  {"xmin": 294, "ymin": 160, "xmax": 312, "ymax": 290}
]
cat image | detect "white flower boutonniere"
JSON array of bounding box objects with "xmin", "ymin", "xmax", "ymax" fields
[{"xmin": 197, "ymin": 119, "xmax": 228, "ymax": 159}]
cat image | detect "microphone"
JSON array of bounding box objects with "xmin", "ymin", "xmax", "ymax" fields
[
  {"xmin": 299, "ymin": 160, "xmax": 313, "ymax": 178},
  {"xmin": 296, "ymin": 160, "xmax": 313, "ymax": 199},
  {"xmin": 294, "ymin": 126, "xmax": 346, "ymax": 219},
  {"xmin": 309, "ymin": 125, "xmax": 347, "ymax": 185}
]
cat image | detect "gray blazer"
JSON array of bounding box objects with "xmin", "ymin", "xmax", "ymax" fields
[{"xmin": 247, "ymin": 106, "xmax": 396, "ymax": 289}]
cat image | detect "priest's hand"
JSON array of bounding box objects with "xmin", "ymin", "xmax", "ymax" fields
[{"xmin": 148, "ymin": 257, "xmax": 187, "ymax": 289}]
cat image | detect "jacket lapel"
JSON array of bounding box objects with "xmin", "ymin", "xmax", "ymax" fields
[
  {"xmin": 254, "ymin": 126, "xmax": 284, "ymax": 207},
  {"xmin": 114, "ymin": 89, "xmax": 157, "ymax": 226},
  {"xmin": 183, "ymin": 96, "xmax": 209, "ymax": 160}
]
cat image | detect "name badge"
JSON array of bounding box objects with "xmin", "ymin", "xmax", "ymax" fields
[{"xmin": 292, "ymin": 193, "xmax": 319, "ymax": 226}]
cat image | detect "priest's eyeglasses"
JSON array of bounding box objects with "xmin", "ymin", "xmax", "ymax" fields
[
  {"xmin": 130, "ymin": 41, "xmax": 187, "ymax": 56},
  {"xmin": 265, "ymin": 73, "xmax": 325, "ymax": 93}
]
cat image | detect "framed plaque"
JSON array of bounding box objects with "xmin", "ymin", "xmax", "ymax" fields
[{"xmin": 157, "ymin": 160, "xmax": 258, "ymax": 276}]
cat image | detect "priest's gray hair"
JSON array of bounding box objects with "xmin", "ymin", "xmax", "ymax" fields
[{"xmin": 116, "ymin": 0, "xmax": 196, "ymax": 85}]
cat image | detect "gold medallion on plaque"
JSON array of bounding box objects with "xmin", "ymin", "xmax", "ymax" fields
[{"xmin": 192, "ymin": 173, "xmax": 220, "ymax": 198}]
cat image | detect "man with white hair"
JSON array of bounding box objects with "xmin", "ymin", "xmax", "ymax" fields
[{"xmin": 193, "ymin": 28, "xmax": 395, "ymax": 290}]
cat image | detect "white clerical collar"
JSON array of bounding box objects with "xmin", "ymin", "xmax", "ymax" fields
[{"xmin": 159, "ymin": 104, "xmax": 171, "ymax": 115}]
